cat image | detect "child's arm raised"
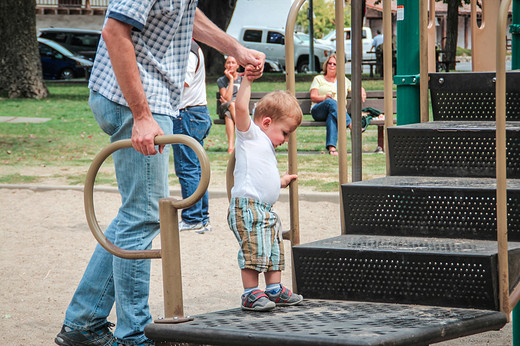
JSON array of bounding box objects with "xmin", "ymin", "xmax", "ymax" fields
[{"xmin": 234, "ymin": 77, "xmax": 253, "ymax": 132}]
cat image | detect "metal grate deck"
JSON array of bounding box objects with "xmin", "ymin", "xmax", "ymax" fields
[{"xmin": 145, "ymin": 300, "xmax": 506, "ymax": 346}]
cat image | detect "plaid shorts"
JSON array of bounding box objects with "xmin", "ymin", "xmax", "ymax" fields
[{"xmin": 228, "ymin": 197, "xmax": 285, "ymax": 272}]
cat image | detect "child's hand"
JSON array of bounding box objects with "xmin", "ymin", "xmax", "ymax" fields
[
  {"xmin": 244, "ymin": 64, "xmax": 263, "ymax": 81},
  {"xmin": 281, "ymin": 174, "xmax": 297, "ymax": 188}
]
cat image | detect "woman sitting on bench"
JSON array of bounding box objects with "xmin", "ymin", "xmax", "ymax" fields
[
  {"xmin": 217, "ymin": 56, "xmax": 243, "ymax": 153},
  {"xmin": 309, "ymin": 54, "xmax": 365, "ymax": 155}
]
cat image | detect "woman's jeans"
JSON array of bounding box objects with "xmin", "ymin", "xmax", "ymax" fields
[
  {"xmin": 63, "ymin": 91, "xmax": 173, "ymax": 343},
  {"xmin": 311, "ymin": 98, "xmax": 352, "ymax": 149},
  {"xmin": 173, "ymin": 106, "xmax": 212, "ymax": 224}
]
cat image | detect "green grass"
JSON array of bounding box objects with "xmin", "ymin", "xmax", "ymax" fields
[
  {"xmin": 0, "ymin": 173, "xmax": 42, "ymax": 184},
  {"xmin": 0, "ymin": 78, "xmax": 388, "ymax": 191}
]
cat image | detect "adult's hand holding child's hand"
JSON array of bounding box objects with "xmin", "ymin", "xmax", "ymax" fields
[
  {"xmin": 245, "ymin": 64, "xmax": 263, "ymax": 81},
  {"xmin": 236, "ymin": 49, "xmax": 265, "ymax": 78}
]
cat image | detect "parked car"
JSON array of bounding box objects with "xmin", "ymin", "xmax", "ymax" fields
[
  {"xmin": 237, "ymin": 26, "xmax": 335, "ymax": 73},
  {"xmin": 38, "ymin": 37, "xmax": 93, "ymax": 80},
  {"xmin": 38, "ymin": 28, "xmax": 101, "ymax": 61},
  {"xmin": 264, "ymin": 59, "xmax": 284, "ymax": 73},
  {"xmin": 317, "ymin": 27, "xmax": 375, "ymax": 61}
]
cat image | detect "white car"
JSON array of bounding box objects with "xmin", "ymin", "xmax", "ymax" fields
[
  {"xmin": 237, "ymin": 26, "xmax": 335, "ymax": 73},
  {"xmin": 318, "ymin": 27, "xmax": 376, "ymax": 61}
]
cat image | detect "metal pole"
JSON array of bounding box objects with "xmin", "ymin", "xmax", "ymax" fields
[
  {"xmin": 157, "ymin": 199, "xmax": 190, "ymax": 322},
  {"xmin": 513, "ymin": 1, "xmax": 520, "ymax": 340},
  {"xmin": 419, "ymin": 0, "xmax": 429, "ymax": 124},
  {"xmin": 513, "ymin": 0, "xmax": 520, "ymax": 70},
  {"xmin": 515, "ymin": 304, "xmax": 520, "ymax": 346},
  {"xmin": 383, "ymin": 0, "xmax": 393, "ymax": 176},
  {"xmin": 395, "ymin": 0, "xmax": 420, "ymax": 125},
  {"xmin": 351, "ymin": 0, "xmax": 363, "ymax": 182},
  {"xmin": 335, "ymin": 0, "xmax": 348, "ymax": 234},
  {"xmin": 285, "ymin": 0, "xmax": 305, "ymax": 292},
  {"xmin": 308, "ymin": 0, "xmax": 315, "ymax": 73},
  {"xmin": 496, "ymin": 0, "xmax": 511, "ymax": 320}
]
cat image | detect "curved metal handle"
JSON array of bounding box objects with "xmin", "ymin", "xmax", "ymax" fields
[{"xmin": 84, "ymin": 134, "xmax": 211, "ymax": 259}]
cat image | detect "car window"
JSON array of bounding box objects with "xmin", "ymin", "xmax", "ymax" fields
[
  {"xmin": 243, "ymin": 30, "xmax": 262, "ymax": 43},
  {"xmin": 41, "ymin": 32, "xmax": 68, "ymax": 44},
  {"xmin": 39, "ymin": 43, "xmax": 62, "ymax": 59},
  {"xmin": 71, "ymin": 34, "xmax": 100, "ymax": 49},
  {"xmin": 362, "ymin": 29, "xmax": 367, "ymax": 39},
  {"xmin": 39, "ymin": 43, "xmax": 52, "ymax": 56},
  {"xmin": 267, "ymin": 31, "xmax": 284, "ymax": 45}
]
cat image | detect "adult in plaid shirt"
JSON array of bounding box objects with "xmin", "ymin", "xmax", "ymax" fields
[{"xmin": 55, "ymin": 2, "xmax": 265, "ymax": 346}]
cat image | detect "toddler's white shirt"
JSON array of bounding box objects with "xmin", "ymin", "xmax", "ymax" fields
[{"xmin": 231, "ymin": 121, "xmax": 280, "ymax": 205}]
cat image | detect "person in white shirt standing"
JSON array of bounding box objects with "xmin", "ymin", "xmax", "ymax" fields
[
  {"xmin": 371, "ymin": 30, "xmax": 384, "ymax": 52},
  {"xmin": 174, "ymin": 39, "xmax": 212, "ymax": 233}
]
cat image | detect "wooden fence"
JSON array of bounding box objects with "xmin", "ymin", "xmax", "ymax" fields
[{"xmin": 36, "ymin": 0, "xmax": 108, "ymax": 15}]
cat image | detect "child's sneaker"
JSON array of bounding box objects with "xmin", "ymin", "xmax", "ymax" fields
[
  {"xmin": 265, "ymin": 286, "xmax": 303, "ymax": 306},
  {"xmin": 241, "ymin": 290, "xmax": 276, "ymax": 311}
]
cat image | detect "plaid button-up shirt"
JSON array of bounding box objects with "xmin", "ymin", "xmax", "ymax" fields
[{"xmin": 89, "ymin": 0, "xmax": 198, "ymax": 117}]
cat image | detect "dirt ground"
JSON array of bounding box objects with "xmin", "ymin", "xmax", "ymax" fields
[{"xmin": 0, "ymin": 182, "xmax": 513, "ymax": 345}]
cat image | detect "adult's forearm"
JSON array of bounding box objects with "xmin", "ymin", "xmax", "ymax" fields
[
  {"xmin": 103, "ymin": 19, "xmax": 151, "ymax": 120},
  {"xmin": 192, "ymin": 9, "xmax": 242, "ymax": 59},
  {"xmin": 310, "ymin": 89, "xmax": 325, "ymax": 103}
]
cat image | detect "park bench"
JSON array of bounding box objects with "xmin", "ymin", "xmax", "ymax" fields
[
  {"xmin": 213, "ymin": 90, "xmax": 397, "ymax": 152},
  {"xmin": 361, "ymin": 58, "xmax": 377, "ymax": 77}
]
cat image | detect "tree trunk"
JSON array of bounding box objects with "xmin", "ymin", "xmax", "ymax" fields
[
  {"xmin": 0, "ymin": 0, "xmax": 48, "ymax": 99},
  {"xmin": 445, "ymin": 0, "xmax": 459, "ymax": 71},
  {"xmin": 197, "ymin": 0, "xmax": 238, "ymax": 76}
]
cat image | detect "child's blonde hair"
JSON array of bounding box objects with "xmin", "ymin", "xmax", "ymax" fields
[{"xmin": 253, "ymin": 90, "xmax": 303, "ymax": 126}]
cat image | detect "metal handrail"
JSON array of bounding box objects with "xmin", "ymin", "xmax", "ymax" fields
[
  {"xmin": 284, "ymin": 0, "xmax": 305, "ymax": 293},
  {"xmin": 497, "ymin": 0, "xmax": 512, "ymax": 316},
  {"xmin": 84, "ymin": 134, "xmax": 210, "ymax": 260}
]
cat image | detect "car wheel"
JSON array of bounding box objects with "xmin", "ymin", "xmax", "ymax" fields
[
  {"xmin": 297, "ymin": 57, "xmax": 310, "ymax": 73},
  {"xmin": 60, "ymin": 68, "xmax": 74, "ymax": 80}
]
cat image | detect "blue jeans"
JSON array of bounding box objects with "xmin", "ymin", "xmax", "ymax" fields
[
  {"xmin": 173, "ymin": 106, "xmax": 211, "ymax": 224},
  {"xmin": 63, "ymin": 91, "xmax": 173, "ymax": 344},
  {"xmin": 311, "ymin": 98, "xmax": 352, "ymax": 149}
]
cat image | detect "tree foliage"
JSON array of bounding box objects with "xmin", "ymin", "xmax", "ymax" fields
[
  {"xmin": 296, "ymin": 0, "xmax": 352, "ymax": 39},
  {"xmin": 0, "ymin": 0, "xmax": 48, "ymax": 99}
]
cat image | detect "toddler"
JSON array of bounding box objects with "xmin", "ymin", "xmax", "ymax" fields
[{"xmin": 228, "ymin": 66, "xmax": 304, "ymax": 311}]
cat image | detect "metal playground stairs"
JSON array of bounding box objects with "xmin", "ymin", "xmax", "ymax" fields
[{"xmin": 145, "ymin": 73, "xmax": 518, "ymax": 345}]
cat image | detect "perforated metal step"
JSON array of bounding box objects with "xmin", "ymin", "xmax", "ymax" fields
[
  {"xmin": 430, "ymin": 71, "xmax": 520, "ymax": 121},
  {"xmin": 145, "ymin": 300, "xmax": 506, "ymax": 346},
  {"xmin": 292, "ymin": 234, "xmax": 520, "ymax": 310},
  {"xmin": 387, "ymin": 121, "xmax": 520, "ymax": 177},
  {"xmin": 342, "ymin": 176, "xmax": 520, "ymax": 241}
]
